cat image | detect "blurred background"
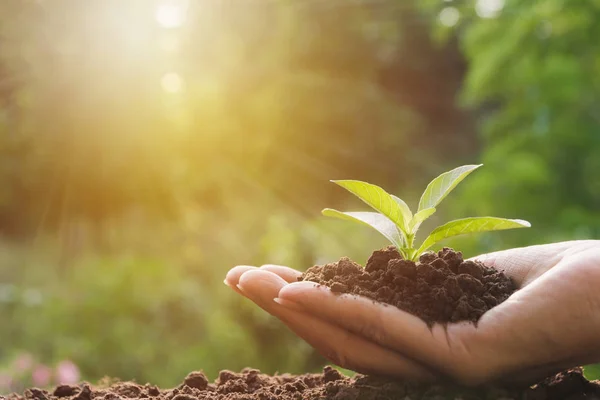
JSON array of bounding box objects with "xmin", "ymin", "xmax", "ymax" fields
[{"xmin": 1, "ymin": 0, "xmax": 599, "ymax": 393}]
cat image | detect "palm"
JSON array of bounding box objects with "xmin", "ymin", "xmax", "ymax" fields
[
  {"xmin": 225, "ymin": 241, "xmax": 600, "ymax": 385},
  {"xmin": 450, "ymin": 242, "xmax": 600, "ymax": 383}
]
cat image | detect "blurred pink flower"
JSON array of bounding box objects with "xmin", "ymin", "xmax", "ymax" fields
[
  {"xmin": 0, "ymin": 372, "xmax": 13, "ymax": 392},
  {"xmin": 13, "ymin": 353, "xmax": 34, "ymax": 373},
  {"xmin": 55, "ymin": 360, "xmax": 80, "ymax": 384},
  {"xmin": 31, "ymin": 364, "xmax": 52, "ymax": 387}
]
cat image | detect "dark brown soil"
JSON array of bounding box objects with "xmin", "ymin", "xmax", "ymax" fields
[
  {"xmin": 6, "ymin": 367, "xmax": 600, "ymax": 400},
  {"xmin": 300, "ymin": 246, "xmax": 517, "ymax": 325}
]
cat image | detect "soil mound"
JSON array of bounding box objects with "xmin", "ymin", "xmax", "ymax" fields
[
  {"xmin": 300, "ymin": 246, "xmax": 517, "ymax": 325},
  {"xmin": 6, "ymin": 367, "xmax": 599, "ymax": 400}
]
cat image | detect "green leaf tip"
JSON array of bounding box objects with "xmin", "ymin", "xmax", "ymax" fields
[
  {"xmin": 418, "ymin": 164, "xmax": 483, "ymax": 212},
  {"xmin": 330, "ymin": 180, "xmax": 410, "ymax": 234},
  {"xmin": 512, "ymin": 219, "xmax": 531, "ymax": 228},
  {"xmin": 416, "ymin": 216, "xmax": 531, "ymax": 255}
]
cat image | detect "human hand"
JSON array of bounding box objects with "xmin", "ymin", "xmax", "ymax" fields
[{"xmin": 225, "ymin": 240, "xmax": 600, "ymax": 386}]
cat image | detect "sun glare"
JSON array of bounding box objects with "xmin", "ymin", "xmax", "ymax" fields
[
  {"xmin": 155, "ymin": 1, "xmax": 188, "ymax": 28},
  {"xmin": 161, "ymin": 72, "xmax": 184, "ymax": 93}
]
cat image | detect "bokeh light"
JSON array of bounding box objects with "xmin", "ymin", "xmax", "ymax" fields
[
  {"xmin": 161, "ymin": 72, "xmax": 184, "ymax": 93},
  {"xmin": 155, "ymin": 0, "xmax": 188, "ymax": 28},
  {"xmin": 475, "ymin": 0, "xmax": 505, "ymax": 18},
  {"xmin": 439, "ymin": 7, "xmax": 460, "ymax": 27}
]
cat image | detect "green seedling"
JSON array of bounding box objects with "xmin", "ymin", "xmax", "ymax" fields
[{"xmin": 323, "ymin": 164, "xmax": 530, "ymax": 261}]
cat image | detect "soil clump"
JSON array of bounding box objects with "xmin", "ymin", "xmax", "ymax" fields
[{"xmin": 300, "ymin": 246, "xmax": 517, "ymax": 324}]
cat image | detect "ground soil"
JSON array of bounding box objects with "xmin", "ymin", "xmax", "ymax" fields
[
  {"xmin": 300, "ymin": 246, "xmax": 517, "ymax": 325},
  {"xmin": 6, "ymin": 248, "xmax": 589, "ymax": 400},
  {"xmin": 6, "ymin": 367, "xmax": 600, "ymax": 400}
]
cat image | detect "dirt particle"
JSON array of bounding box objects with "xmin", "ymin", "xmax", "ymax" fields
[
  {"xmin": 145, "ymin": 385, "xmax": 160, "ymax": 397},
  {"xmin": 217, "ymin": 379, "xmax": 248, "ymax": 395},
  {"xmin": 23, "ymin": 389, "xmax": 48, "ymax": 400},
  {"xmin": 388, "ymin": 258, "xmax": 416, "ymax": 279},
  {"xmin": 183, "ymin": 372, "xmax": 208, "ymax": 390},
  {"xmin": 439, "ymin": 247, "xmax": 463, "ymax": 273},
  {"xmin": 458, "ymin": 260, "xmax": 485, "ymax": 280},
  {"xmin": 444, "ymin": 276, "xmax": 463, "ymax": 300},
  {"xmin": 330, "ymin": 282, "xmax": 348, "ymax": 293},
  {"xmin": 456, "ymin": 273, "xmax": 484, "ymax": 295},
  {"xmin": 217, "ymin": 370, "xmax": 238, "ymax": 385},
  {"xmin": 102, "ymin": 394, "xmax": 123, "ymax": 400},
  {"xmin": 365, "ymin": 246, "xmax": 401, "ymax": 272},
  {"xmin": 171, "ymin": 395, "xmax": 195, "ymax": 400},
  {"xmin": 429, "ymin": 257, "xmax": 450, "ymax": 272},
  {"xmin": 419, "ymin": 251, "xmax": 438, "ymax": 264},
  {"xmin": 73, "ymin": 385, "xmax": 91, "ymax": 400},
  {"xmin": 323, "ymin": 366, "xmax": 343, "ymax": 383},
  {"xmin": 527, "ymin": 367, "xmax": 600, "ymax": 400},
  {"xmin": 114, "ymin": 383, "xmax": 142, "ymax": 398},
  {"xmin": 52, "ymin": 385, "xmax": 78, "ymax": 398}
]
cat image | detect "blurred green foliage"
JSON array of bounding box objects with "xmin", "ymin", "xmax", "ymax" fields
[
  {"xmin": 418, "ymin": 0, "xmax": 600, "ymax": 255},
  {"xmin": 0, "ymin": 0, "xmax": 599, "ymax": 391}
]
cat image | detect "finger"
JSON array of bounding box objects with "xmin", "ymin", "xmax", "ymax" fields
[
  {"xmin": 225, "ymin": 265, "xmax": 301, "ymax": 294},
  {"xmin": 238, "ymin": 270, "xmax": 437, "ymax": 381},
  {"xmin": 224, "ymin": 265, "xmax": 256, "ymax": 294},
  {"xmin": 259, "ymin": 264, "xmax": 302, "ymax": 283},
  {"xmin": 237, "ymin": 269, "xmax": 290, "ymax": 310},
  {"xmin": 292, "ymin": 316, "xmax": 438, "ymax": 381},
  {"xmin": 277, "ymin": 281, "xmax": 451, "ymax": 371}
]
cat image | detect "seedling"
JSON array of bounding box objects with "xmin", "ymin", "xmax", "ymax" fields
[{"xmin": 323, "ymin": 164, "xmax": 530, "ymax": 261}]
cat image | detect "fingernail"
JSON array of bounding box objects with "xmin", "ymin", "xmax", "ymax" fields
[
  {"xmin": 223, "ymin": 279, "xmax": 232, "ymax": 287},
  {"xmin": 273, "ymin": 297, "xmax": 304, "ymax": 311},
  {"xmin": 236, "ymin": 284, "xmax": 246, "ymax": 293}
]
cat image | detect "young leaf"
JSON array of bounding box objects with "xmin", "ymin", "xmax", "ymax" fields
[
  {"xmin": 391, "ymin": 195, "xmax": 413, "ymax": 231},
  {"xmin": 417, "ymin": 164, "xmax": 482, "ymax": 212},
  {"xmin": 322, "ymin": 208, "xmax": 405, "ymax": 248},
  {"xmin": 408, "ymin": 207, "xmax": 436, "ymax": 234},
  {"xmin": 331, "ymin": 180, "xmax": 409, "ymax": 234},
  {"xmin": 416, "ymin": 217, "xmax": 531, "ymax": 255}
]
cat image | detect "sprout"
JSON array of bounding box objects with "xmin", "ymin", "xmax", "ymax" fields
[{"xmin": 323, "ymin": 164, "xmax": 530, "ymax": 261}]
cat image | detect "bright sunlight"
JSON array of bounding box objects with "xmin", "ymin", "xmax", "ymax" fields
[{"xmin": 155, "ymin": 0, "xmax": 188, "ymax": 28}]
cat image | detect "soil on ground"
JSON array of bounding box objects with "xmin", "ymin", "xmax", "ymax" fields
[
  {"xmin": 300, "ymin": 246, "xmax": 517, "ymax": 325},
  {"xmin": 6, "ymin": 367, "xmax": 600, "ymax": 400}
]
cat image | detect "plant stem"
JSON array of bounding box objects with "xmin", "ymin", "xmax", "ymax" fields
[
  {"xmin": 404, "ymin": 233, "xmax": 418, "ymax": 260},
  {"xmin": 406, "ymin": 233, "xmax": 414, "ymax": 249}
]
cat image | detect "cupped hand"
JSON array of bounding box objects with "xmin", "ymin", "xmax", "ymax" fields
[
  {"xmin": 225, "ymin": 240, "xmax": 600, "ymax": 386},
  {"xmin": 224, "ymin": 264, "xmax": 436, "ymax": 380}
]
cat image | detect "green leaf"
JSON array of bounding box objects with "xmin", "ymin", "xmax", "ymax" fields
[
  {"xmin": 408, "ymin": 207, "xmax": 436, "ymax": 233},
  {"xmin": 418, "ymin": 164, "xmax": 482, "ymax": 211},
  {"xmin": 322, "ymin": 208, "xmax": 405, "ymax": 248},
  {"xmin": 332, "ymin": 180, "xmax": 409, "ymax": 234},
  {"xmin": 391, "ymin": 195, "xmax": 413, "ymax": 230},
  {"xmin": 416, "ymin": 217, "xmax": 531, "ymax": 255}
]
